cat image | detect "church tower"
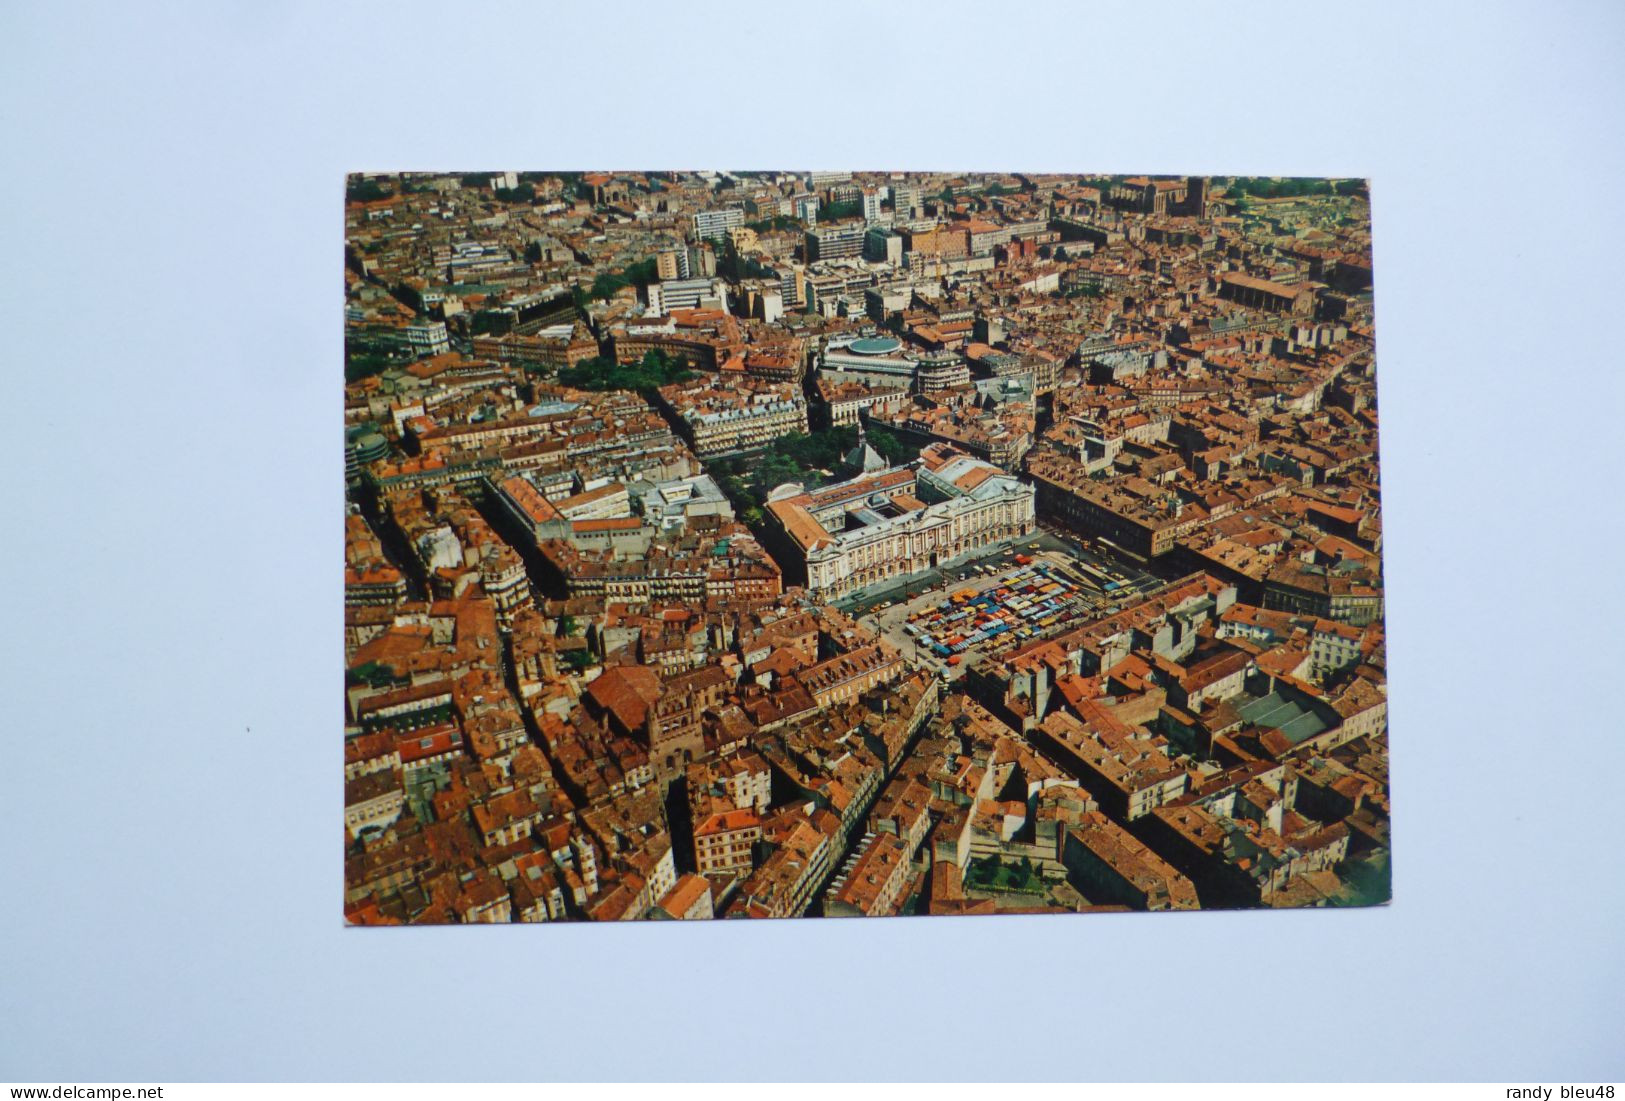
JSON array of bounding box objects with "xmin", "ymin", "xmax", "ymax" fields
[{"xmin": 844, "ymin": 420, "xmax": 887, "ymax": 473}]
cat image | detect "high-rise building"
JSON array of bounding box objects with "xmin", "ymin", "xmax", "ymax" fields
[
  {"xmin": 862, "ymin": 187, "xmax": 887, "ymax": 224},
  {"xmin": 656, "ymin": 249, "xmax": 686, "ymax": 281},
  {"xmin": 686, "ymin": 244, "xmax": 716, "ymax": 278},
  {"xmin": 916, "ymin": 352, "xmax": 971, "ymax": 393},
  {"xmin": 890, "ymin": 184, "xmax": 920, "ymax": 221},
  {"xmin": 807, "ymin": 171, "xmax": 851, "ymax": 189},
  {"xmin": 646, "ymin": 278, "xmax": 727, "ymax": 314},
  {"xmin": 806, "ymin": 223, "xmax": 866, "ymax": 261},
  {"xmin": 692, "ymin": 207, "xmax": 744, "ymax": 243},
  {"xmin": 404, "ymin": 320, "xmax": 450, "ymax": 358},
  {"xmin": 864, "ymin": 227, "xmax": 903, "ymax": 264}
]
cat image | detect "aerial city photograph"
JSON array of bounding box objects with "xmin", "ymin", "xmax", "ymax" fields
[{"xmin": 343, "ymin": 170, "xmax": 1388, "ymax": 924}]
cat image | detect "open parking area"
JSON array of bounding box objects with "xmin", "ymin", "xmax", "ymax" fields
[
  {"xmin": 863, "ymin": 540, "xmax": 1151, "ymax": 682},
  {"xmin": 846, "ymin": 522, "xmax": 1174, "ymax": 681},
  {"xmin": 911, "ymin": 559, "xmax": 1091, "ymax": 660},
  {"xmin": 841, "ymin": 529, "xmax": 1160, "ymax": 616}
]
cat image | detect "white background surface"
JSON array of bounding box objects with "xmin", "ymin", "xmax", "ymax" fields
[{"xmin": 2, "ymin": 0, "xmax": 1622, "ymax": 1082}]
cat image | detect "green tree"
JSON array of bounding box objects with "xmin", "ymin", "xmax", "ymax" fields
[
  {"xmin": 392, "ymin": 282, "xmax": 423, "ymax": 313},
  {"xmin": 703, "ymin": 423, "xmax": 920, "ymax": 523},
  {"xmin": 745, "ymin": 215, "xmax": 801, "ymax": 233},
  {"xmin": 865, "ymin": 423, "xmax": 916, "ymax": 465},
  {"xmin": 819, "ymin": 199, "xmax": 863, "ymax": 221},
  {"xmin": 345, "ymin": 335, "xmax": 408, "ymax": 383},
  {"xmin": 346, "ymin": 661, "xmax": 400, "ymax": 688},
  {"xmin": 345, "ymin": 353, "xmax": 396, "ymax": 383},
  {"xmin": 1228, "ymin": 176, "xmax": 1336, "ymax": 201},
  {"xmin": 590, "ymin": 272, "xmax": 630, "ymax": 300},
  {"xmin": 586, "ymin": 259, "xmax": 658, "ymax": 301},
  {"xmin": 469, "ymin": 309, "xmax": 512, "ymax": 336},
  {"xmin": 556, "ymin": 349, "xmax": 693, "ymax": 395},
  {"xmin": 493, "ymin": 183, "xmax": 536, "ymax": 204},
  {"xmin": 623, "ymin": 258, "xmax": 659, "ymax": 286},
  {"xmin": 347, "ymin": 178, "xmax": 389, "ymax": 203}
]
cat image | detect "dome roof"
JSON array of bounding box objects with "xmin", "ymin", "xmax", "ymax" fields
[{"xmin": 848, "ymin": 336, "xmax": 902, "ymax": 356}]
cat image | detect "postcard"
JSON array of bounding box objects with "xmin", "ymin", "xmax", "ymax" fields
[{"xmin": 343, "ymin": 171, "xmax": 1388, "ymax": 923}]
